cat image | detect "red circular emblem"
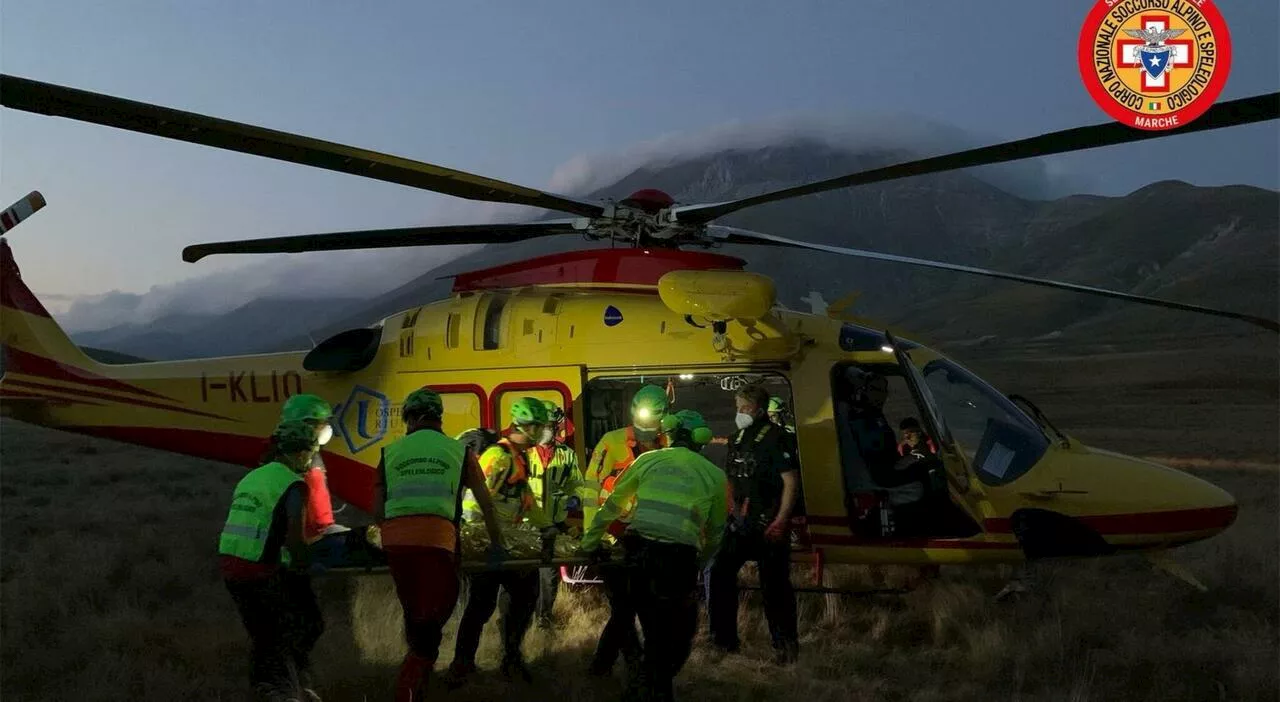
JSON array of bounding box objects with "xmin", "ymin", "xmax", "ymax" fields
[{"xmin": 1077, "ymin": 0, "xmax": 1233, "ymax": 131}]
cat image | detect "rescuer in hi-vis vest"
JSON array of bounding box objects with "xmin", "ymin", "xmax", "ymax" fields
[
  {"xmin": 447, "ymin": 397, "xmax": 558, "ymax": 687},
  {"xmin": 529, "ymin": 398, "xmax": 586, "ymax": 628},
  {"xmin": 372, "ymin": 388, "xmax": 503, "ymax": 702},
  {"xmin": 219, "ymin": 420, "xmax": 327, "ymax": 702},
  {"xmin": 263, "ymin": 394, "xmax": 352, "ymax": 567},
  {"xmin": 583, "ymin": 384, "xmax": 669, "ymax": 676},
  {"xmin": 580, "ymin": 409, "xmax": 727, "ymax": 702}
]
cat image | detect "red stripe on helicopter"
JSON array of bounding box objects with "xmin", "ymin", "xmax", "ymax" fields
[
  {"xmin": 805, "ymin": 533, "xmax": 1021, "ymax": 550},
  {"xmin": 3, "ymin": 378, "xmax": 239, "ymax": 422},
  {"xmin": 60, "ymin": 425, "xmax": 376, "ymax": 513},
  {"xmin": 0, "ymin": 241, "xmax": 53, "ymax": 319},
  {"xmin": 809, "ymin": 505, "xmax": 1237, "ymax": 540},
  {"xmin": 3, "ymin": 348, "xmax": 171, "ymax": 400},
  {"xmin": 451, "ymin": 248, "xmax": 746, "ymax": 293},
  {"xmin": 983, "ymin": 505, "xmax": 1239, "ymax": 536},
  {"xmin": 0, "ymin": 387, "xmax": 107, "ymax": 406}
]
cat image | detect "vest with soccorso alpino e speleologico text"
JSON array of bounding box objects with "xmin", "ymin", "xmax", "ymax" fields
[
  {"xmin": 218, "ymin": 461, "xmax": 304, "ymax": 565},
  {"xmin": 382, "ymin": 429, "xmax": 467, "ymax": 521}
]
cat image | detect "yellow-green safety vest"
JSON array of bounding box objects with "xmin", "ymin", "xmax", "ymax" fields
[
  {"xmin": 528, "ymin": 443, "xmax": 583, "ymax": 524},
  {"xmin": 581, "ymin": 446, "xmax": 727, "ymax": 557},
  {"xmin": 383, "ymin": 429, "xmax": 466, "ymax": 521},
  {"xmin": 218, "ymin": 461, "xmax": 304, "ymax": 565},
  {"xmin": 463, "ymin": 442, "xmax": 552, "ymax": 529}
]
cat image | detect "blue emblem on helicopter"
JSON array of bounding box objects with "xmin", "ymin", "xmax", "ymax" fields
[
  {"xmin": 334, "ymin": 384, "xmax": 389, "ymax": 454},
  {"xmin": 604, "ymin": 305, "xmax": 624, "ymax": 327}
]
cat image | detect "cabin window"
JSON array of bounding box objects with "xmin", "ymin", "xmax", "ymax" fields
[
  {"xmin": 830, "ymin": 361, "xmax": 988, "ymax": 539},
  {"xmin": 582, "ymin": 371, "xmax": 797, "ymax": 475},
  {"xmin": 477, "ymin": 295, "xmax": 509, "ymax": 350},
  {"xmin": 491, "ymin": 383, "xmax": 576, "ymax": 449},
  {"xmin": 918, "ymin": 358, "xmax": 1049, "ymax": 486},
  {"xmin": 446, "ymin": 313, "xmax": 461, "ymax": 349}
]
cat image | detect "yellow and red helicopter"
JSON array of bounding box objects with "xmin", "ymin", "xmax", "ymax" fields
[{"xmin": 1, "ymin": 75, "xmax": 1277, "ymax": 584}]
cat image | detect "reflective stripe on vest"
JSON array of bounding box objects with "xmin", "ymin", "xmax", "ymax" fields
[
  {"xmin": 530, "ymin": 443, "xmax": 577, "ymax": 523},
  {"xmin": 463, "ymin": 441, "xmax": 529, "ymax": 524},
  {"xmin": 218, "ymin": 461, "xmax": 303, "ymax": 565},
  {"xmin": 383, "ymin": 430, "xmax": 466, "ymax": 521},
  {"xmin": 624, "ymin": 448, "xmax": 712, "ymax": 549}
]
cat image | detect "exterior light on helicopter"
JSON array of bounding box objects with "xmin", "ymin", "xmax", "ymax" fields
[
  {"xmin": 880, "ymin": 345, "xmax": 894, "ymax": 353},
  {"xmin": 679, "ymin": 373, "xmax": 694, "ymax": 380}
]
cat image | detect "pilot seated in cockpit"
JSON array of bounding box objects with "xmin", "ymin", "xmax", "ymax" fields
[{"xmin": 836, "ymin": 367, "xmax": 938, "ymax": 535}]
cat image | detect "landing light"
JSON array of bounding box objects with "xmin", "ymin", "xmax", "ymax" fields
[{"xmin": 880, "ymin": 345, "xmax": 894, "ymax": 353}]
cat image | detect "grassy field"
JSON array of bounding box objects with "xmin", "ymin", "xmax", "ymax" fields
[{"xmin": 1, "ymin": 342, "xmax": 1276, "ymax": 701}]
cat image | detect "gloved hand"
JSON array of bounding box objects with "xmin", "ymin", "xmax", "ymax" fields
[
  {"xmin": 764, "ymin": 518, "xmax": 788, "ymax": 543},
  {"xmin": 582, "ymin": 544, "xmax": 612, "ymax": 564},
  {"xmin": 486, "ymin": 543, "xmax": 509, "ymax": 569}
]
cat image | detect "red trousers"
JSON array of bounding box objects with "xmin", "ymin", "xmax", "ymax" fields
[{"xmin": 385, "ymin": 546, "xmax": 460, "ymax": 662}]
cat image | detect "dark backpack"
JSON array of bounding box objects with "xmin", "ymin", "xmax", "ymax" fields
[{"xmin": 455, "ymin": 427, "xmax": 501, "ymax": 459}]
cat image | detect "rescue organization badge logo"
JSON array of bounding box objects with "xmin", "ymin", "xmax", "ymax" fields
[{"xmin": 1077, "ymin": 0, "xmax": 1232, "ymax": 131}]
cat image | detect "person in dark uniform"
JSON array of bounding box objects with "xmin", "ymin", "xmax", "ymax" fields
[{"xmin": 707, "ymin": 383, "xmax": 800, "ymax": 665}]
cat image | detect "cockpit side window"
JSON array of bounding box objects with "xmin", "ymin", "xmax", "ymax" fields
[{"xmin": 919, "ymin": 358, "xmax": 1049, "ymax": 486}]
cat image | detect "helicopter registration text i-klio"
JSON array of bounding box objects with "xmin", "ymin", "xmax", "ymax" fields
[{"xmin": 0, "ymin": 74, "xmax": 1275, "ymax": 579}]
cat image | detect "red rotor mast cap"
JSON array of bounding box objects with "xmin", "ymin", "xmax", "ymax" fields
[{"xmin": 621, "ymin": 188, "xmax": 675, "ymax": 213}]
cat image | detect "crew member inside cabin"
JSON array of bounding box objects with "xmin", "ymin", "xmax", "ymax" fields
[
  {"xmin": 583, "ymin": 384, "xmax": 670, "ymax": 676},
  {"xmin": 372, "ymin": 388, "xmax": 503, "ymax": 702},
  {"xmin": 898, "ymin": 417, "xmax": 937, "ymax": 457},
  {"xmin": 530, "ymin": 399, "xmax": 585, "ymax": 629},
  {"xmin": 580, "ymin": 409, "xmax": 727, "ymax": 702},
  {"xmin": 708, "ymin": 383, "xmax": 800, "ymax": 665},
  {"xmin": 447, "ymin": 398, "xmax": 558, "ymax": 687},
  {"xmin": 219, "ymin": 420, "xmax": 325, "ymax": 702}
]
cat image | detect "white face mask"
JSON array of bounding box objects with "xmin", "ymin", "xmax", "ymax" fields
[
  {"xmin": 735, "ymin": 413, "xmax": 755, "ymax": 430},
  {"xmin": 538, "ymin": 427, "xmax": 554, "ymax": 445},
  {"xmin": 316, "ymin": 424, "xmax": 333, "ymax": 446}
]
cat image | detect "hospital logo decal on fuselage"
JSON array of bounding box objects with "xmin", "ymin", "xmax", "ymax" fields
[
  {"xmin": 603, "ymin": 305, "xmax": 624, "ymax": 327},
  {"xmin": 334, "ymin": 385, "xmax": 390, "ymax": 454}
]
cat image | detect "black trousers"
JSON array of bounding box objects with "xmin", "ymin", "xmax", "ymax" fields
[
  {"xmin": 591, "ymin": 560, "xmax": 642, "ymax": 669},
  {"xmin": 622, "ymin": 535, "xmax": 700, "ymax": 702},
  {"xmin": 225, "ymin": 571, "xmax": 324, "ymax": 695},
  {"xmin": 707, "ymin": 528, "xmax": 798, "ymax": 652},
  {"xmin": 536, "ymin": 566, "xmax": 561, "ymax": 624},
  {"xmin": 453, "ymin": 569, "xmax": 539, "ymax": 665}
]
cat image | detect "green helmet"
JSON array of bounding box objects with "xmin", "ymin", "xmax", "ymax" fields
[
  {"xmin": 271, "ymin": 420, "xmax": 319, "ymax": 455},
  {"xmin": 631, "ymin": 385, "xmax": 668, "ymax": 428},
  {"xmin": 403, "ymin": 388, "xmax": 444, "ymax": 420},
  {"xmin": 768, "ymin": 396, "xmax": 787, "ymax": 414},
  {"xmin": 660, "ymin": 409, "xmax": 714, "ymax": 446},
  {"xmin": 280, "ymin": 394, "xmax": 332, "ymax": 423},
  {"xmin": 541, "ymin": 399, "xmax": 565, "ymax": 424},
  {"xmin": 510, "ymin": 396, "xmax": 549, "ymax": 426}
]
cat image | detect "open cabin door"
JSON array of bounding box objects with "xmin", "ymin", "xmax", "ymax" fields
[{"xmin": 885, "ymin": 331, "xmax": 986, "ymax": 529}]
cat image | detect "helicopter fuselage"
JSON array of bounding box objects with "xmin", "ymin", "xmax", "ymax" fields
[{"xmin": 0, "ymin": 244, "xmax": 1237, "ymax": 567}]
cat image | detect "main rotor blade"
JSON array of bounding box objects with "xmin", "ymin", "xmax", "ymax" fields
[
  {"xmin": 0, "ymin": 191, "xmax": 46, "ymax": 235},
  {"xmin": 712, "ymin": 226, "xmax": 1280, "ymax": 333},
  {"xmin": 183, "ymin": 220, "xmax": 580, "ymax": 262},
  {"xmin": 679, "ymin": 92, "xmax": 1280, "ymax": 225},
  {"xmin": 0, "ymin": 74, "xmax": 605, "ymax": 219}
]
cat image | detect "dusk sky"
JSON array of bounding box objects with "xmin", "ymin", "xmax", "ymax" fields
[{"xmin": 2, "ymin": 2, "xmax": 1276, "ymax": 326}]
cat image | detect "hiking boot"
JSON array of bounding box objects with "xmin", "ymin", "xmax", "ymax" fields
[
  {"xmin": 443, "ymin": 660, "xmax": 476, "ymax": 690},
  {"xmin": 501, "ymin": 655, "xmax": 533, "ymax": 683},
  {"xmin": 773, "ymin": 641, "xmax": 799, "ymax": 666}
]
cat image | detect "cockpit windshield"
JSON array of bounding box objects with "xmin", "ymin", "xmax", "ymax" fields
[{"xmin": 914, "ymin": 354, "xmax": 1050, "ymax": 486}]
